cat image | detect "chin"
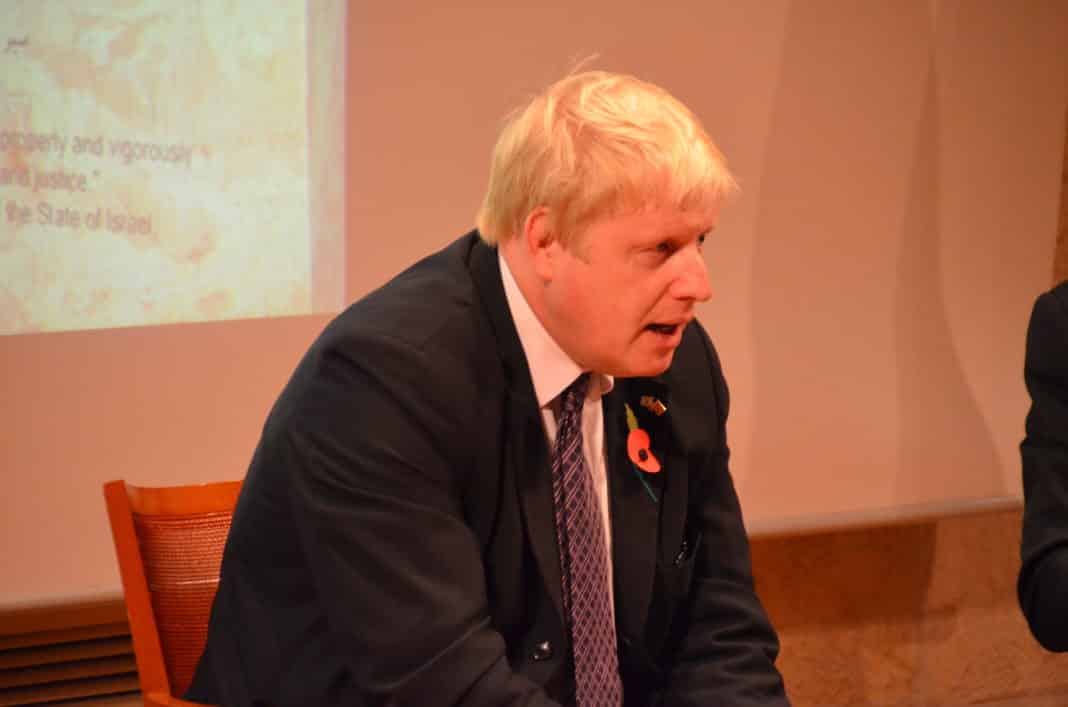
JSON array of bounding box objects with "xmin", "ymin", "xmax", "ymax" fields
[
  {"xmin": 593, "ymin": 346, "xmax": 677, "ymax": 378},
  {"xmin": 621, "ymin": 354, "xmax": 674, "ymax": 378}
]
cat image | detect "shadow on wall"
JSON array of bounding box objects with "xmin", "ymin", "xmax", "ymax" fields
[
  {"xmin": 745, "ymin": 0, "xmax": 1002, "ymax": 522},
  {"xmin": 893, "ymin": 0, "xmax": 1002, "ymax": 515}
]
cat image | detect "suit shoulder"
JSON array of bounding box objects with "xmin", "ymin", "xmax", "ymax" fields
[
  {"xmin": 1045, "ymin": 280, "xmax": 1068, "ymax": 314},
  {"xmin": 268, "ymin": 233, "xmax": 497, "ymax": 434},
  {"xmin": 329, "ymin": 234, "xmax": 484, "ymax": 354},
  {"xmin": 1030, "ymin": 281, "xmax": 1068, "ymax": 344}
]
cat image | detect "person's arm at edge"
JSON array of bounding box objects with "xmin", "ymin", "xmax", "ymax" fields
[{"xmin": 1019, "ymin": 285, "xmax": 1068, "ymax": 651}]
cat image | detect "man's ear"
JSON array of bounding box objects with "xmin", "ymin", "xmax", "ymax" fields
[{"xmin": 521, "ymin": 207, "xmax": 560, "ymax": 282}]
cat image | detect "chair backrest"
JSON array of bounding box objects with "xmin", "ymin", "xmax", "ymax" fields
[{"xmin": 103, "ymin": 479, "xmax": 240, "ymax": 702}]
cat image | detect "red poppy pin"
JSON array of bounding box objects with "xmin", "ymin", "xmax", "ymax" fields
[{"xmin": 625, "ymin": 402, "xmax": 662, "ymax": 502}]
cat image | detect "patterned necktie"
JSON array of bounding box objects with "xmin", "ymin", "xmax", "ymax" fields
[{"xmin": 551, "ymin": 373, "xmax": 623, "ymax": 707}]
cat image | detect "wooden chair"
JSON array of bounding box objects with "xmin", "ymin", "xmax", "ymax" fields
[{"xmin": 103, "ymin": 480, "xmax": 241, "ymax": 707}]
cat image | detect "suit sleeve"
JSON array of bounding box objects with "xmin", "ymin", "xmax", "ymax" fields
[
  {"xmin": 283, "ymin": 332, "xmax": 561, "ymax": 706},
  {"xmin": 661, "ymin": 327, "xmax": 791, "ymax": 706},
  {"xmin": 1019, "ymin": 286, "xmax": 1068, "ymax": 651}
]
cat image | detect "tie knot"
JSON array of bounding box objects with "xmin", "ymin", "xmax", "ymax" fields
[{"xmin": 561, "ymin": 373, "xmax": 591, "ymax": 420}]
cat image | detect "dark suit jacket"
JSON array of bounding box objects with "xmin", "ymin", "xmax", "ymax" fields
[
  {"xmin": 1019, "ymin": 280, "xmax": 1068, "ymax": 650},
  {"xmin": 186, "ymin": 231, "xmax": 788, "ymax": 706}
]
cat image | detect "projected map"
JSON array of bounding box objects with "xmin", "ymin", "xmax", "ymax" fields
[{"xmin": 0, "ymin": 0, "xmax": 345, "ymax": 334}]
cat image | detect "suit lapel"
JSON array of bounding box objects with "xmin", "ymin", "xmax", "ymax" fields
[
  {"xmin": 469, "ymin": 235, "xmax": 565, "ymax": 624},
  {"xmin": 510, "ymin": 396, "xmax": 565, "ymax": 623},
  {"xmin": 606, "ymin": 379, "xmax": 671, "ymax": 640}
]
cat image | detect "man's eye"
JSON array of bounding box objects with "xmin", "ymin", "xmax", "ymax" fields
[
  {"xmin": 655, "ymin": 241, "xmax": 674, "ymax": 254},
  {"xmin": 697, "ymin": 234, "xmax": 707, "ymax": 248}
]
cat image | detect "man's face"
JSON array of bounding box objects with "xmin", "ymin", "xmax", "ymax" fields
[{"xmin": 540, "ymin": 204, "xmax": 718, "ymax": 378}]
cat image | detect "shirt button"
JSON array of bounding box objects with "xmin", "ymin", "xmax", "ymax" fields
[{"xmin": 531, "ymin": 641, "xmax": 554, "ymax": 662}]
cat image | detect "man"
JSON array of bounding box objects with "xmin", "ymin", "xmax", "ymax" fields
[
  {"xmin": 1019, "ymin": 280, "xmax": 1068, "ymax": 650},
  {"xmin": 187, "ymin": 70, "xmax": 789, "ymax": 706}
]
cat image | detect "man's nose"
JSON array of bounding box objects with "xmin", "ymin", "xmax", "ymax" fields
[{"xmin": 672, "ymin": 248, "xmax": 712, "ymax": 302}]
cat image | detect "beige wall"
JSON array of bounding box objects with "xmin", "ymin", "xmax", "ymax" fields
[
  {"xmin": 757, "ymin": 149, "xmax": 1068, "ymax": 705},
  {"xmin": 756, "ymin": 157, "xmax": 1068, "ymax": 705}
]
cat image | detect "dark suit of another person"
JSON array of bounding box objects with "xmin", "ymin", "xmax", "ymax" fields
[
  {"xmin": 1019, "ymin": 280, "xmax": 1068, "ymax": 650},
  {"xmin": 184, "ymin": 231, "xmax": 788, "ymax": 705}
]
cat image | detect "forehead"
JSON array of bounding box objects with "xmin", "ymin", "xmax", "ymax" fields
[{"xmin": 583, "ymin": 201, "xmax": 721, "ymax": 245}]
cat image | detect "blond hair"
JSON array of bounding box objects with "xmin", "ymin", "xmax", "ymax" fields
[{"xmin": 476, "ymin": 71, "xmax": 737, "ymax": 245}]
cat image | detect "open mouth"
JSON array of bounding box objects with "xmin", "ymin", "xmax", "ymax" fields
[{"xmin": 646, "ymin": 323, "xmax": 680, "ymax": 336}]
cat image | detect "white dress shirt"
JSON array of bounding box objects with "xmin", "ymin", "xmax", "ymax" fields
[{"xmin": 498, "ymin": 251, "xmax": 615, "ymax": 610}]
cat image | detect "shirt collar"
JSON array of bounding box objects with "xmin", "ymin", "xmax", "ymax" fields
[{"xmin": 498, "ymin": 249, "xmax": 613, "ymax": 408}]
